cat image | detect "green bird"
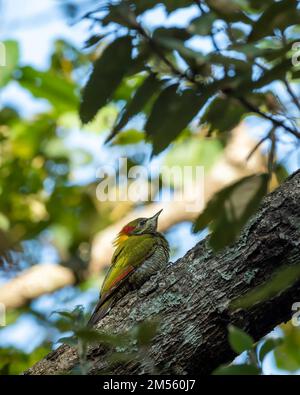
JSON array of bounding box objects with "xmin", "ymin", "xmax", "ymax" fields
[{"xmin": 88, "ymin": 209, "xmax": 169, "ymax": 326}]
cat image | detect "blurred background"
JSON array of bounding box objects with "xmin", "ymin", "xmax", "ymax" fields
[{"xmin": 0, "ymin": 0, "xmax": 299, "ymax": 374}]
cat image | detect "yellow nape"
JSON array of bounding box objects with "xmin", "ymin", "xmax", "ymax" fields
[{"xmin": 113, "ymin": 233, "xmax": 129, "ymax": 247}]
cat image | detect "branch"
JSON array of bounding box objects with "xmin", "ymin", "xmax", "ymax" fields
[
  {"xmin": 193, "ymin": 0, "xmax": 206, "ymax": 14},
  {"xmin": 283, "ymin": 79, "xmax": 300, "ymax": 113},
  {"xmin": 132, "ymin": 22, "xmax": 188, "ymax": 81},
  {"xmin": 26, "ymin": 170, "xmax": 300, "ymax": 375},
  {"xmin": 0, "ymin": 265, "xmax": 75, "ymax": 309},
  {"xmin": 235, "ymin": 95, "xmax": 300, "ymax": 140},
  {"xmin": 132, "ymin": 21, "xmax": 300, "ymax": 141}
]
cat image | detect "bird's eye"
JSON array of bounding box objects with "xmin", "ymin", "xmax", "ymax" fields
[{"xmin": 140, "ymin": 219, "xmax": 147, "ymax": 226}]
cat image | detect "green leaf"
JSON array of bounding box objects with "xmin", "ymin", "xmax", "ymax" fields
[
  {"xmin": 102, "ymin": 3, "xmax": 135, "ymax": 27},
  {"xmin": 230, "ymin": 264, "xmax": 300, "ymax": 310},
  {"xmin": 291, "ymin": 69, "xmax": 300, "ymax": 81},
  {"xmin": 213, "ymin": 363, "xmax": 260, "ymax": 375},
  {"xmin": 246, "ymin": 0, "xmax": 274, "ymax": 12},
  {"xmin": 75, "ymin": 328, "xmax": 107, "ymax": 343},
  {"xmin": 80, "ymin": 36, "xmax": 133, "ymax": 124},
  {"xmin": 52, "ymin": 310, "xmax": 76, "ymax": 320},
  {"xmin": 10, "ymin": 116, "xmax": 56, "ymax": 159},
  {"xmin": 274, "ymin": 163, "xmax": 289, "ymax": 184},
  {"xmin": 0, "ymin": 345, "xmax": 50, "ymax": 375},
  {"xmin": 18, "ymin": 66, "xmax": 78, "ymax": 113},
  {"xmin": 0, "ymin": 107, "xmax": 19, "ymax": 125},
  {"xmin": 228, "ymin": 325, "xmax": 254, "ymax": 354},
  {"xmin": 155, "ymin": 36, "xmax": 206, "ymax": 65},
  {"xmin": 58, "ymin": 336, "xmax": 78, "ymax": 346},
  {"xmin": 145, "ymin": 85, "xmax": 210, "ymax": 155},
  {"xmin": 188, "ymin": 13, "xmax": 216, "ymax": 36},
  {"xmin": 113, "ymin": 74, "xmax": 145, "ymax": 101},
  {"xmin": 245, "ymin": 92, "xmax": 280, "ymax": 113},
  {"xmin": 0, "ymin": 363, "xmax": 10, "ymax": 375},
  {"xmin": 133, "ymin": 0, "xmax": 159, "ymax": 15},
  {"xmin": 274, "ymin": 324, "xmax": 300, "ymax": 372},
  {"xmin": 112, "ymin": 74, "xmax": 163, "ymax": 135},
  {"xmin": 229, "ymin": 41, "xmax": 287, "ymax": 63},
  {"xmin": 108, "ymin": 352, "xmax": 138, "ymax": 364},
  {"xmin": 136, "ymin": 320, "xmax": 159, "ymax": 346},
  {"xmin": 84, "ymin": 34, "xmax": 106, "ymax": 49},
  {"xmin": 248, "ymin": 0, "xmax": 298, "ymax": 43},
  {"xmin": 153, "ymin": 27, "xmax": 191, "ymax": 42},
  {"xmin": 238, "ymin": 55, "xmax": 291, "ymax": 94},
  {"xmin": 128, "ymin": 48, "xmax": 152, "ymax": 76},
  {"xmin": 206, "ymin": 0, "xmax": 252, "ymax": 23},
  {"xmin": 254, "ymin": 58, "xmax": 291, "ymax": 89},
  {"xmin": 200, "ymin": 96, "xmax": 246, "ymax": 135},
  {"xmin": 75, "ymin": 328, "xmax": 130, "ymax": 347},
  {"xmin": 52, "ymin": 305, "xmax": 86, "ymax": 325},
  {"xmin": 134, "ymin": 0, "xmax": 191, "ymax": 14},
  {"xmin": 208, "ymin": 53, "xmax": 252, "ymax": 72},
  {"xmin": 259, "ymin": 338, "xmax": 283, "ymax": 363},
  {"xmin": 111, "ymin": 129, "xmax": 144, "ymax": 145},
  {"xmin": 0, "ymin": 40, "xmax": 19, "ymax": 87},
  {"xmin": 193, "ymin": 174, "xmax": 269, "ymax": 251},
  {"xmin": 227, "ymin": 27, "xmax": 247, "ymax": 41},
  {"xmin": 163, "ymin": 0, "xmax": 191, "ymax": 13}
]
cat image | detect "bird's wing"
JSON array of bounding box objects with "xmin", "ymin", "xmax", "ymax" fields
[
  {"xmin": 88, "ymin": 235, "xmax": 156, "ymax": 325},
  {"xmin": 101, "ymin": 235, "xmax": 156, "ymax": 300}
]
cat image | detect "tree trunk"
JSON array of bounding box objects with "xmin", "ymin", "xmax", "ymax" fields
[{"xmin": 26, "ymin": 170, "xmax": 300, "ymax": 375}]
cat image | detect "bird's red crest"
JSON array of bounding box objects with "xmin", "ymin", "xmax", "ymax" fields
[
  {"xmin": 121, "ymin": 225, "xmax": 135, "ymax": 235},
  {"xmin": 113, "ymin": 223, "xmax": 137, "ymax": 247}
]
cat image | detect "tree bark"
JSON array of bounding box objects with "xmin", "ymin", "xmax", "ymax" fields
[{"xmin": 26, "ymin": 170, "xmax": 300, "ymax": 375}]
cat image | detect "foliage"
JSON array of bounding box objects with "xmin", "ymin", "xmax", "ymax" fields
[
  {"xmin": 0, "ymin": 40, "xmax": 92, "ymax": 266},
  {"xmin": 228, "ymin": 324, "xmax": 254, "ymax": 354},
  {"xmin": 0, "ymin": 37, "xmax": 142, "ymax": 268},
  {"xmin": 274, "ymin": 322, "xmax": 300, "ymax": 371},
  {"xmin": 0, "ymin": 41, "xmax": 19, "ymax": 88},
  {"xmin": 230, "ymin": 263, "xmax": 300, "ymax": 309},
  {"xmin": 214, "ymin": 325, "xmax": 283, "ymax": 375},
  {"xmin": 80, "ymin": 36, "xmax": 133, "ymax": 123},
  {"xmin": 193, "ymin": 174, "xmax": 269, "ymax": 250},
  {"xmin": 54, "ymin": 306, "xmax": 159, "ymax": 374},
  {"xmin": 0, "ymin": 344, "xmax": 51, "ymax": 375},
  {"xmin": 81, "ymin": 0, "xmax": 300, "ymax": 150},
  {"xmin": 215, "ymin": 323, "xmax": 300, "ymax": 375}
]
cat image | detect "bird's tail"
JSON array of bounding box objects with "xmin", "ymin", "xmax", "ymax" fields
[
  {"xmin": 87, "ymin": 280, "xmax": 130, "ymax": 326},
  {"xmin": 87, "ymin": 299, "xmax": 112, "ymax": 327}
]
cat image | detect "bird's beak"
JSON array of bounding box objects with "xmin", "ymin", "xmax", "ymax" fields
[
  {"xmin": 147, "ymin": 209, "xmax": 163, "ymax": 229},
  {"xmin": 150, "ymin": 209, "xmax": 163, "ymax": 220}
]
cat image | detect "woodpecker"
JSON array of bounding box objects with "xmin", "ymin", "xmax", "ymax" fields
[{"xmin": 88, "ymin": 209, "xmax": 169, "ymax": 326}]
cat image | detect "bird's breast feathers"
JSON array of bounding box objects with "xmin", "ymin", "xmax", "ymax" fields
[{"xmin": 101, "ymin": 233, "xmax": 169, "ymax": 300}]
